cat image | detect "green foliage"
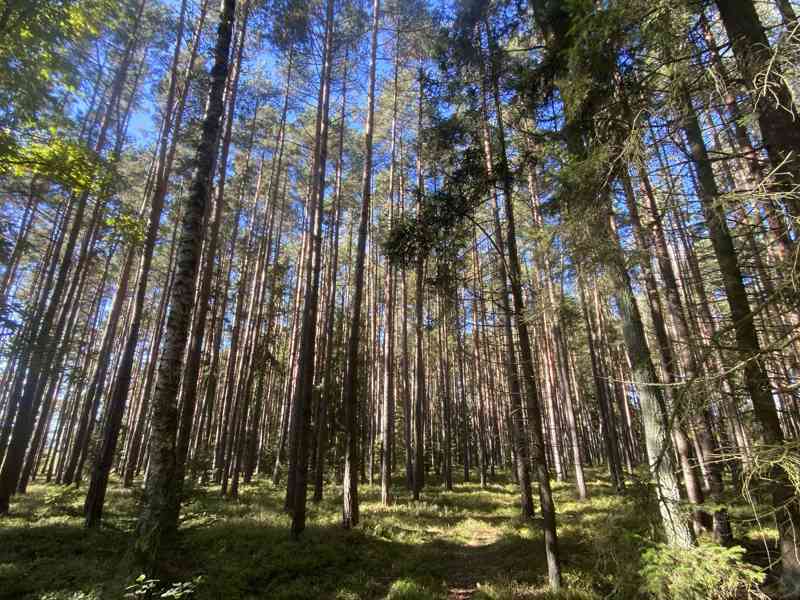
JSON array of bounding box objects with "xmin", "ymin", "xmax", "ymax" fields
[
  {"xmin": 385, "ymin": 578, "xmax": 440, "ymax": 600},
  {"xmin": 472, "ymin": 579, "xmax": 596, "ymax": 599},
  {"xmin": 555, "ymin": 143, "xmax": 621, "ymax": 269},
  {"xmin": 640, "ymin": 543, "xmax": 765, "ymax": 600},
  {"xmin": 0, "ymin": 0, "xmax": 113, "ymax": 127},
  {"xmin": 0, "ymin": 0, "xmax": 122, "ymax": 210},
  {"xmin": 41, "ymin": 486, "xmax": 84, "ymax": 518},
  {"xmin": 382, "ymin": 110, "xmax": 486, "ymax": 292},
  {"xmin": 0, "ymin": 133, "xmax": 113, "ymax": 194},
  {"xmin": 0, "ymin": 473, "xmax": 777, "ymax": 599},
  {"xmin": 106, "ymin": 212, "xmax": 146, "ymax": 246}
]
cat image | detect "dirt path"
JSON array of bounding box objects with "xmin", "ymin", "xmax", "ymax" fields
[{"xmin": 444, "ymin": 514, "xmax": 504, "ymax": 599}]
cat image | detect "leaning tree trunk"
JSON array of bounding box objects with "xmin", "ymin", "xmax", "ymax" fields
[
  {"xmin": 179, "ymin": 1, "xmax": 250, "ymax": 496},
  {"xmin": 478, "ymin": 72, "xmax": 534, "ymax": 518},
  {"xmin": 0, "ymin": 13, "xmax": 139, "ymax": 513},
  {"xmin": 599, "ymin": 196, "xmax": 695, "ymax": 550},
  {"xmin": 713, "ymin": 0, "xmax": 800, "ymax": 221},
  {"xmin": 619, "ymin": 169, "xmax": 709, "ymax": 536}
]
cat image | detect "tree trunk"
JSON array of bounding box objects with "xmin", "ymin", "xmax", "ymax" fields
[
  {"xmin": 133, "ymin": 0, "xmax": 236, "ymax": 567},
  {"xmin": 413, "ymin": 69, "xmax": 427, "ymax": 502},
  {"xmin": 342, "ymin": 0, "xmax": 379, "ymax": 528},
  {"xmin": 286, "ymin": 0, "xmax": 335, "ymax": 536},
  {"xmin": 681, "ymin": 87, "xmax": 800, "ymax": 584},
  {"xmin": 714, "ymin": 0, "xmax": 800, "ymax": 221},
  {"xmin": 381, "ymin": 32, "xmax": 400, "ymax": 506},
  {"xmin": 84, "ymin": 0, "xmax": 190, "ymax": 527}
]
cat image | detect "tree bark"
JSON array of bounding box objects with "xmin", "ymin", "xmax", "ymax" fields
[
  {"xmin": 133, "ymin": 0, "xmax": 236, "ymax": 567},
  {"xmin": 342, "ymin": 0, "xmax": 379, "ymax": 528}
]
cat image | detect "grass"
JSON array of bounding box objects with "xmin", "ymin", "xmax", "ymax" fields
[{"xmin": 0, "ymin": 469, "xmax": 776, "ymax": 599}]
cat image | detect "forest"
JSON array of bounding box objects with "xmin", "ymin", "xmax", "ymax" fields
[{"xmin": 1, "ymin": 0, "xmax": 800, "ymax": 597}]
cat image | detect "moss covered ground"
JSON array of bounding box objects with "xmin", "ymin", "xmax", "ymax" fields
[{"xmin": 0, "ymin": 470, "xmax": 777, "ymax": 599}]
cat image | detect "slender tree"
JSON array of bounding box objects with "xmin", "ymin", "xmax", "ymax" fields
[{"xmin": 134, "ymin": 0, "xmax": 237, "ymax": 566}]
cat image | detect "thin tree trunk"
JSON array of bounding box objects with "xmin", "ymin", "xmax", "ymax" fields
[
  {"xmin": 342, "ymin": 0, "xmax": 379, "ymax": 528},
  {"xmin": 381, "ymin": 33, "xmax": 400, "ymax": 506},
  {"xmin": 681, "ymin": 87, "xmax": 799, "ymax": 582},
  {"xmin": 133, "ymin": 0, "xmax": 236, "ymax": 566},
  {"xmin": 287, "ymin": 0, "xmax": 335, "ymax": 536}
]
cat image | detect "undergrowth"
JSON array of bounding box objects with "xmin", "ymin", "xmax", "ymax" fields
[{"xmin": 0, "ymin": 469, "xmax": 775, "ymax": 599}]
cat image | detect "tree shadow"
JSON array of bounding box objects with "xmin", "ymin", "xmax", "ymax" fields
[
  {"xmin": 0, "ymin": 509, "xmax": 642, "ymax": 599},
  {"xmin": 0, "ymin": 474, "xmax": 650, "ymax": 600}
]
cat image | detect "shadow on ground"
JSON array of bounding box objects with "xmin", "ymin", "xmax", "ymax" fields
[{"xmin": 1, "ymin": 471, "xmax": 757, "ymax": 599}]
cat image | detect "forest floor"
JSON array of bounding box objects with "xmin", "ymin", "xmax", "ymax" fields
[{"xmin": 0, "ymin": 469, "xmax": 779, "ymax": 600}]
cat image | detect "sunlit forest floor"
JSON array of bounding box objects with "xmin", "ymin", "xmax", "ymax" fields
[{"xmin": 0, "ymin": 469, "xmax": 779, "ymax": 599}]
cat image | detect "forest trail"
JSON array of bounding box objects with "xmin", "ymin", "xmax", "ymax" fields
[
  {"xmin": 444, "ymin": 531, "xmax": 497, "ymax": 599},
  {"xmin": 0, "ymin": 473, "xmax": 649, "ymax": 599},
  {"xmin": 442, "ymin": 511, "xmax": 502, "ymax": 599},
  {"xmin": 0, "ymin": 472, "xmax": 776, "ymax": 598}
]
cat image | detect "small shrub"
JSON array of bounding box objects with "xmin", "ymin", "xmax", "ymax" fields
[
  {"xmin": 640, "ymin": 542, "xmax": 765, "ymax": 600},
  {"xmin": 41, "ymin": 487, "xmax": 83, "ymax": 517},
  {"xmin": 386, "ymin": 578, "xmax": 440, "ymax": 600}
]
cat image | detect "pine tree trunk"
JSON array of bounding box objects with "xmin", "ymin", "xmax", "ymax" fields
[
  {"xmin": 413, "ymin": 70, "xmax": 426, "ymax": 502},
  {"xmin": 381, "ymin": 34, "xmax": 400, "ymax": 506},
  {"xmin": 483, "ymin": 19, "xmax": 561, "ymax": 587},
  {"xmin": 477, "ymin": 87, "xmax": 534, "ymax": 516},
  {"xmin": 133, "ymin": 0, "xmax": 236, "ymax": 567},
  {"xmin": 313, "ymin": 52, "xmax": 345, "ymax": 503},
  {"xmin": 342, "ymin": 0, "xmax": 379, "ymax": 528},
  {"xmin": 681, "ymin": 88, "xmax": 800, "ymax": 584},
  {"xmin": 286, "ymin": 0, "xmax": 335, "ymax": 535},
  {"xmin": 714, "ymin": 0, "xmax": 800, "ymax": 221}
]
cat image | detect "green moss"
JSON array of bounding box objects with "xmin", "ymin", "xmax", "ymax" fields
[
  {"xmin": 385, "ymin": 578, "xmax": 442, "ymax": 600},
  {"xmin": 0, "ymin": 470, "xmax": 775, "ymax": 599}
]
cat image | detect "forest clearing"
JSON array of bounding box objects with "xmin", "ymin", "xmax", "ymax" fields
[{"xmin": 1, "ymin": 0, "xmax": 800, "ymax": 597}]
